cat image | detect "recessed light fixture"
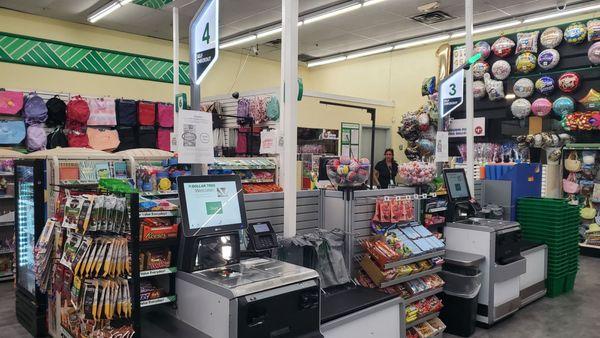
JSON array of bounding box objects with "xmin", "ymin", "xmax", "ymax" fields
[
  {"xmin": 307, "ymin": 56, "xmax": 347, "ymax": 68},
  {"xmin": 220, "ymin": 35, "xmax": 257, "ymax": 49},
  {"xmin": 347, "ymin": 46, "xmax": 393, "ymax": 59},
  {"xmin": 303, "ymin": 3, "xmax": 362, "ymax": 25},
  {"xmin": 88, "ymin": 0, "xmax": 134, "ymax": 23},
  {"xmin": 523, "ymin": 3, "xmax": 600, "ymax": 23},
  {"xmin": 394, "ymin": 34, "xmax": 450, "ymax": 50}
]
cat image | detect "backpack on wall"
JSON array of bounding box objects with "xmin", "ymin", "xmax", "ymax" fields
[
  {"xmin": 0, "ymin": 120, "xmax": 26, "ymax": 144},
  {"xmin": 157, "ymin": 103, "xmax": 174, "ymax": 128},
  {"xmin": 138, "ymin": 126, "xmax": 157, "ymax": 148},
  {"xmin": 87, "ymin": 97, "xmax": 117, "ymax": 126},
  {"xmin": 237, "ymin": 98, "xmax": 250, "ymax": 125},
  {"xmin": 116, "ymin": 99, "xmax": 138, "ymax": 127},
  {"xmin": 116, "ymin": 126, "xmax": 137, "ymax": 151},
  {"xmin": 138, "ymin": 101, "xmax": 156, "ymax": 126},
  {"xmin": 23, "ymin": 92, "xmax": 48, "ymax": 125},
  {"xmin": 47, "ymin": 128, "xmax": 68, "ymax": 149},
  {"xmin": 66, "ymin": 95, "xmax": 90, "ymax": 131},
  {"xmin": 266, "ymin": 96, "xmax": 280, "ymax": 121},
  {"xmin": 0, "ymin": 90, "xmax": 24, "ymax": 115},
  {"xmin": 26, "ymin": 124, "xmax": 47, "ymax": 151},
  {"xmin": 46, "ymin": 96, "xmax": 67, "ymax": 127},
  {"xmin": 157, "ymin": 127, "xmax": 172, "ymax": 151}
]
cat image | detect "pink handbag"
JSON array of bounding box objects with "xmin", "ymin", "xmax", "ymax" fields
[
  {"xmin": 562, "ymin": 172, "xmax": 580, "ymax": 194},
  {"xmin": 87, "ymin": 97, "xmax": 117, "ymax": 126},
  {"xmin": 0, "ymin": 90, "xmax": 24, "ymax": 115},
  {"xmin": 157, "ymin": 103, "xmax": 174, "ymax": 128}
]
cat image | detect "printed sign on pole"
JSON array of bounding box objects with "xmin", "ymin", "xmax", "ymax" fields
[
  {"xmin": 177, "ymin": 110, "xmax": 214, "ymax": 164},
  {"xmin": 190, "ymin": 0, "xmax": 219, "ymax": 84},
  {"xmin": 448, "ymin": 117, "xmax": 486, "ymax": 137},
  {"xmin": 439, "ymin": 68, "xmax": 464, "ymax": 119},
  {"xmin": 435, "ymin": 131, "xmax": 449, "ymax": 162}
]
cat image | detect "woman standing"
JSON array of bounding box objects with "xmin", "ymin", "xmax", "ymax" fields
[{"xmin": 374, "ymin": 148, "xmax": 398, "ymax": 189}]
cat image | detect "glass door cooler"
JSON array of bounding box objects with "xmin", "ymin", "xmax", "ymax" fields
[{"xmin": 14, "ymin": 160, "xmax": 47, "ymax": 337}]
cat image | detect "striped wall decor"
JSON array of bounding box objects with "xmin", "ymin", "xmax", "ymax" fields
[
  {"xmin": 133, "ymin": 0, "xmax": 173, "ymax": 9},
  {"xmin": 0, "ymin": 32, "xmax": 190, "ymax": 85}
]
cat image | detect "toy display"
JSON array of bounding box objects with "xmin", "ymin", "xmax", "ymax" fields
[
  {"xmin": 473, "ymin": 80, "xmax": 486, "ymax": 99},
  {"xmin": 511, "ymin": 98, "xmax": 531, "ymax": 119},
  {"xmin": 483, "ymin": 73, "xmax": 505, "ymax": 101},
  {"xmin": 553, "ymin": 96, "xmax": 576, "ymax": 117},
  {"xmin": 513, "ymin": 78, "xmax": 535, "ymax": 98},
  {"xmin": 473, "ymin": 41, "xmax": 491, "ymax": 59},
  {"xmin": 326, "ymin": 157, "xmax": 370, "ymax": 188},
  {"xmin": 515, "ymin": 52, "xmax": 537, "ymax": 73},
  {"xmin": 558, "ymin": 72, "xmax": 581, "ymax": 93},
  {"xmin": 531, "ymin": 98, "xmax": 553, "ymax": 117},
  {"xmin": 535, "ymin": 76, "xmax": 555, "ymax": 95},
  {"xmin": 564, "ymin": 22, "xmax": 587, "ymax": 44},
  {"xmin": 472, "ymin": 60, "xmax": 489, "ymax": 79},
  {"xmin": 491, "ymin": 36, "xmax": 515, "ymax": 58},
  {"xmin": 588, "ymin": 19, "xmax": 600, "ymax": 42},
  {"xmin": 397, "ymin": 162, "xmax": 435, "ymax": 186},
  {"xmin": 589, "ymin": 41, "xmax": 600, "ymax": 65},
  {"xmin": 540, "ymin": 26, "xmax": 563, "ymax": 48},
  {"xmin": 579, "ymin": 89, "xmax": 600, "ymax": 110},
  {"xmin": 537, "ymin": 49, "xmax": 560, "ymax": 70},
  {"xmin": 515, "ymin": 31, "xmax": 539, "ymax": 54},
  {"xmin": 491, "ymin": 60, "xmax": 511, "ymax": 80}
]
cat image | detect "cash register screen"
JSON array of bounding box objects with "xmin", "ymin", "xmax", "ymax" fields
[
  {"xmin": 178, "ymin": 175, "xmax": 247, "ymax": 237},
  {"xmin": 444, "ymin": 169, "xmax": 471, "ymax": 201}
]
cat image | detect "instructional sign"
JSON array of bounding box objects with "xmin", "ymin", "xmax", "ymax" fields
[
  {"xmin": 448, "ymin": 117, "xmax": 486, "ymax": 137},
  {"xmin": 190, "ymin": 0, "xmax": 219, "ymax": 84},
  {"xmin": 340, "ymin": 122, "xmax": 360, "ymax": 158},
  {"xmin": 435, "ymin": 131, "xmax": 449, "ymax": 162},
  {"xmin": 439, "ymin": 68, "xmax": 464, "ymax": 119},
  {"xmin": 176, "ymin": 110, "xmax": 215, "ymax": 164}
]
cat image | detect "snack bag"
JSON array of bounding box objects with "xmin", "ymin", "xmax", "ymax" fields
[
  {"xmin": 372, "ymin": 198, "xmax": 382, "ymax": 222},
  {"xmin": 380, "ymin": 198, "xmax": 392, "ymax": 223},
  {"xmin": 390, "ymin": 198, "xmax": 402, "ymax": 223}
]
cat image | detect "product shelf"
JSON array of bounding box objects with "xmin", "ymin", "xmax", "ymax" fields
[
  {"xmin": 382, "ymin": 250, "xmax": 446, "ymax": 269},
  {"xmin": 140, "ymin": 190, "xmax": 179, "ymax": 197},
  {"xmin": 139, "ymin": 237, "xmax": 179, "ymax": 249},
  {"xmin": 404, "ymin": 287, "xmax": 444, "ymax": 305},
  {"xmin": 380, "ymin": 266, "xmax": 443, "ymax": 288},
  {"xmin": 139, "ymin": 267, "xmax": 177, "ymax": 278},
  {"xmin": 240, "ymin": 178, "xmax": 275, "ymax": 184},
  {"xmin": 0, "ymin": 195, "xmax": 14, "ymax": 199},
  {"xmin": 0, "ymin": 221, "xmax": 13, "ymax": 228},
  {"xmin": 406, "ymin": 312, "xmax": 440, "ymax": 329},
  {"xmin": 139, "ymin": 210, "xmax": 178, "ymax": 218},
  {"xmin": 140, "ymin": 295, "xmax": 177, "ymax": 308}
]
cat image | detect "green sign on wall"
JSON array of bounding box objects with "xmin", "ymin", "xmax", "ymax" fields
[{"xmin": 0, "ymin": 32, "xmax": 191, "ymax": 85}]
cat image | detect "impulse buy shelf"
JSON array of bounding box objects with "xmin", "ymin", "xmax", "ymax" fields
[{"xmin": 208, "ymin": 157, "xmax": 282, "ymax": 194}]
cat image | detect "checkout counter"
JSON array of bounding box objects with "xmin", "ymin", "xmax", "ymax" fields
[{"xmin": 442, "ymin": 169, "xmax": 547, "ymax": 329}]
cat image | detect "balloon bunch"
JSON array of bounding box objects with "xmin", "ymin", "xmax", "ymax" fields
[{"xmin": 398, "ymin": 96, "xmax": 438, "ymax": 161}]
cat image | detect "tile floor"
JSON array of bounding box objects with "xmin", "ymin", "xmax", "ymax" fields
[{"xmin": 1, "ymin": 256, "xmax": 598, "ymax": 338}]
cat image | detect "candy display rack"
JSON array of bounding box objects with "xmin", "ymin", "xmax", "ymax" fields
[
  {"xmin": 208, "ymin": 157, "xmax": 282, "ymax": 194},
  {"xmin": 0, "ymin": 149, "xmax": 20, "ymax": 282}
]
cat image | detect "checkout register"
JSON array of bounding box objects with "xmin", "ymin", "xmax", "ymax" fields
[{"xmin": 174, "ymin": 175, "xmax": 322, "ymax": 338}]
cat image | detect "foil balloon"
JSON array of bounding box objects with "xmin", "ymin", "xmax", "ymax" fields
[
  {"xmin": 579, "ymin": 89, "xmax": 600, "ymax": 111},
  {"xmin": 552, "ymin": 96, "xmax": 575, "ymax": 117},
  {"xmin": 511, "ymin": 98, "xmax": 531, "ymax": 119},
  {"xmin": 558, "ymin": 72, "xmax": 580, "ymax": 93},
  {"xmin": 513, "ymin": 78, "xmax": 534, "ymax": 98},
  {"xmin": 472, "ymin": 60, "xmax": 489, "ymax": 79},
  {"xmin": 435, "ymin": 43, "xmax": 451, "ymax": 91},
  {"xmin": 588, "ymin": 19, "xmax": 600, "ymax": 42},
  {"xmin": 540, "ymin": 27, "xmax": 563, "ymax": 48},
  {"xmin": 535, "ymin": 76, "xmax": 555, "ymax": 95},
  {"xmin": 473, "ymin": 41, "xmax": 491, "ymax": 59},
  {"xmin": 515, "ymin": 52, "xmax": 537, "ymax": 73},
  {"xmin": 473, "ymin": 80, "xmax": 486, "ymax": 99},
  {"xmin": 483, "ymin": 73, "xmax": 504, "ymax": 101},
  {"xmin": 491, "ymin": 36, "xmax": 515, "ymax": 58},
  {"xmin": 564, "ymin": 22, "xmax": 587, "ymax": 44},
  {"xmin": 589, "ymin": 42, "xmax": 600, "ymax": 65},
  {"xmin": 491, "ymin": 60, "xmax": 511, "ymax": 80},
  {"xmin": 537, "ymin": 49, "xmax": 560, "ymax": 70},
  {"xmin": 516, "ymin": 31, "xmax": 539, "ymax": 54},
  {"xmin": 531, "ymin": 98, "xmax": 552, "ymax": 117}
]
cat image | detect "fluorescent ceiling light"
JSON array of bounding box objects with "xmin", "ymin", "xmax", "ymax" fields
[
  {"xmin": 363, "ymin": 0, "xmax": 388, "ymax": 7},
  {"xmin": 347, "ymin": 46, "xmax": 392, "ymax": 59},
  {"xmin": 120, "ymin": 0, "xmax": 134, "ymax": 4},
  {"xmin": 88, "ymin": 1, "xmax": 122, "ymax": 23},
  {"xmin": 523, "ymin": 3, "xmax": 600, "ymax": 23},
  {"xmin": 220, "ymin": 35, "xmax": 257, "ymax": 49},
  {"xmin": 451, "ymin": 31, "xmax": 466, "ymax": 38},
  {"xmin": 473, "ymin": 20, "xmax": 522, "ymax": 34},
  {"xmin": 307, "ymin": 56, "xmax": 347, "ymax": 68},
  {"xmin": 394, "ymin": 34, "xmax": 450, "ymax": 50},
  {"xmin": 303, "ymin": 3, "xmax": 362, "ymax": 25},
  {"xmin": 257, "ymin": 27, "xmax": 282, "ymax": 38}
]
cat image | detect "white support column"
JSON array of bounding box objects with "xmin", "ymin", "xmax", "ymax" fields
[
  {"xmin": 173, "ymin": 6, "xmax": 179, "ymax": 139},
  {"xmin": 465, "ymin": 0, "xmax": 475, "ymax": 191},
  {"xmin": 281, "ymin": 0, "xmax": 299, "ymax": 238}
]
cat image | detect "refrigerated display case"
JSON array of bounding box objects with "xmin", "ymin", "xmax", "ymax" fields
[
  {"xmin": 0, "ymin": 150, "xmax": 20, "ymax": 283},
  {"xmin": 14, "ymin": 159, "xmax": 47, "ymax": 337}
]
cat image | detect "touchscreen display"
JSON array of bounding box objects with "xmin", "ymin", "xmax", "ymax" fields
[
  {"xmin": 183, "ymin": 181, "xmax": 243, "ymax": 230},
  {"xmin": 252, "ymin": 223, "xmax": 270, "ymax": 233},
  {"xmin": 446, "ymin": 171, "xmax": 470, "ymax": 199}
]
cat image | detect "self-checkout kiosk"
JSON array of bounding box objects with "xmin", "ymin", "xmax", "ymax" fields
[{"xmin": 174, "ymin": 175, "xmax": 322, "ymax": 338}]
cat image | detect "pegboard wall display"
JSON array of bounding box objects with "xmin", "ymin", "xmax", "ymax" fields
[{"xmin": 449, "ymin": 19, "xmax": 600, "ymax": 147}]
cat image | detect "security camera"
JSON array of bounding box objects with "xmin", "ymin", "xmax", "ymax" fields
[{"xmin": 251, "ymin": 45, "xmax": 259, "ymax": 56}]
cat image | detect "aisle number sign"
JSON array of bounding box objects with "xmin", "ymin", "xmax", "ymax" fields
[
  {"xmin": 190, "ymin": 0, "xmax": 219, "ymax": 84},
  {"xmin": 439, "ymin": 68, "xmax": 464, "ymax": 119}
]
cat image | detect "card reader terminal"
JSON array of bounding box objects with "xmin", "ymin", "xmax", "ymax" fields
[{"xmin": 247, "ymin": 221, "xmax": 278, "ymax": 252}]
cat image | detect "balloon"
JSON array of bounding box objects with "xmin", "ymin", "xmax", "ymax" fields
[
  {"xmin": 472, "ymin": 60, "xmax": 489, "ymax": 79},
  {"xmin": 513, "ymin": 78, "xmax": 534, "ymax": 98},
  {"xmin": 515, "ymin": 52, "xmax": 537, "ymax": 73},
  {"xmin": 491, "ymin": 36, "xmax": 515, "ymax": 58},
  {"xmin": 483, "ymin": 73, "xmax": 504, "ymax": 101},
  {"xmin": 535, "ymin": 76, "xmax": 555, "ymax": 95},
  {"xmin": 491, "ymin": 60, "xmax": 511, "ymax": 80},
  {"xmin": 537, "ymin": 49, "xmax": 560, "ymax": 70},
  {"xmin": 473, "ymin": 41, "xmax": 491, "ymax": 59},
  {"xmin": 473, "ymin": 80, "xmax": 486, "ymax": 99},
  {"xmin": 531, "ymin": 98, "xmax": 552, "ymax": 117},
  {"xmin": 579, "ymin": 89, "xmax": 600, "ymax": 111},
  {"xmin": 552, "ymin": 96, "xmax": 575, "ymax": 117},
  {"xmin": 588, "ymin": 19, "xmax": 600, "ymax": 42},
  {"xmin": 558, "ymin": 72, "xmax": 580, "ymax": 93},
  {"xmin": 511, "ymin": 98, "xmax": 531, "ymax": 119},
  {"xmin": 516, "ymin": 31, "xmax": 539, "ymax": 54},
  {"xmin": 564, "ymin": 22, "xmax": 587, "ymax": 44},
  {"xmin": 589, "ymin": 42, "xmax": 600, "ymax": 65},
  {"xmin": 540, "ymin": 27, "xmax": 563, "ymax": 48}
]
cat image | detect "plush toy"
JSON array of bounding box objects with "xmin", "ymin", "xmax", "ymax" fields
[
  {"xmin": 558, "ymin": 72, "xmax": 580, "ymax": 93},
  {"xmin": 540, "ymin": 27, "xmax": 563, "ymax": 48},
  {"xmin": 491, "ymin": 60, "xmax": 511, "ymax": 80},
  {"xmin": 513, "ymin": 78, "xmax": 534, "ymax": 98},
  {"xmin": 537, "ymin": 49, "xmax": 560, "ymax": 70},
  {"xmin": 535, "ymin": 76, "xmax": 555, "ymax": 95},
  {"xmin": 491, "ymin": 36, "xmax": 515, "ymax": 58}
]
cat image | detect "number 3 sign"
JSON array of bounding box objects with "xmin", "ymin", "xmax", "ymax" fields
[
  {"xmin": 439, "ymin": 68, "xmax": 464, "ymax": 118},
  {"xmin": 190, "ymin": 0, "xmax": 219, "ymax": 85}
]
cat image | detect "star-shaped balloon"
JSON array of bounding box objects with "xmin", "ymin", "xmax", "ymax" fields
[{"xmin": 579, "ymin": 88, "xmax": 600, "ymax": 111}]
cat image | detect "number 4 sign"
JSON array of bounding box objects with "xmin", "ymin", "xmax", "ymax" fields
[
  {"xmin": 439, "ymin": 68, "xmax": 464, "ymax": 118},
  {"xmin": 190, "ymin": 0, "xmax": 219, "ymax": 84}
]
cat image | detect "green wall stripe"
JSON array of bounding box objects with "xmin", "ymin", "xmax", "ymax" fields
[
  {"xmin": 133, "ymin": 0, "xmax": 173, "ymax": 10},
  {"xmin": 0, "ymin": 31, "xmax": 191, "ymax": 85}
]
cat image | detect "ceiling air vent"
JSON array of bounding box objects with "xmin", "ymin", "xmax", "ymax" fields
[{"xmin": 411, "ymin": 10, "xmax": 454, "ymax": 24}]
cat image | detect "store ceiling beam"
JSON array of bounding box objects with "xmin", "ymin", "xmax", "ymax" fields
[{"xmin": 305, "ymin": 1, "xmax": 600, "ymax": 67}]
